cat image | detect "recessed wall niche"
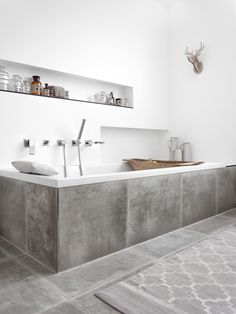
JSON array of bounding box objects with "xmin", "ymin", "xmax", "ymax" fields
[{"xmin": 0, "ymin": 59, "xmax": 133, "ymax": 108}]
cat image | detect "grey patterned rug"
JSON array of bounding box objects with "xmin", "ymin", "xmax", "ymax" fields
[{"xmin": 96, "ymin": 226, "xmax": 236, "ymax": 314}]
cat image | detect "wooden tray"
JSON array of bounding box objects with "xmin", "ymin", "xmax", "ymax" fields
[{"xmin": 124, "ymin": 159, "xmax": 204, "ymax": 171}]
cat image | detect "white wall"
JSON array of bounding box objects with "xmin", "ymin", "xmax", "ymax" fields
[
  {"xmin": 0, "ymin": 0, "xmax": 169, "ymax": 167},
  {"xmin": 168, "ymin": 0, "xmax": 236, "ymax": 164}
]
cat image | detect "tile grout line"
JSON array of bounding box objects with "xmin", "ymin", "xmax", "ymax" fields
[{"xmin": 67, "ymin": 261, "xmax": 154, "ymax": 300}]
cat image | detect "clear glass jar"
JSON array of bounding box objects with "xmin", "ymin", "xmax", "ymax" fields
[
  {"xmin": 23, "ymin": 81, "xmax": 31, "ymax": 94},
  {"xmin": 12, "ymin": 75, "xmax": 23, "ymax": 92},
  {"xmin": 0, "ymin": 65, "xmax": 10, "ymax": 91}
]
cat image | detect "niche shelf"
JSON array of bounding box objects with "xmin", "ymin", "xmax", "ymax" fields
[{"xmin": 0, "ymin": 59, "xmax": 133, "ymax": 109}]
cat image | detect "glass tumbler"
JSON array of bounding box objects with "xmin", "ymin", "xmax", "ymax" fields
[
  {"xmin": 0, "ymin": 65, "xmax": 10, "ymax": 91},
  {"xmin": 23, "ymin": 81, "xmax": 31, "ymax": 94},
  {"xmin": 12, "ymin": 75, "xmax": 23, "ymax": 92}
]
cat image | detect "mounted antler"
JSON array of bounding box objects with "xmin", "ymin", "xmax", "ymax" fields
[{"xmin": 185, "ymin": 42, "xmax": 204, "ymax": 74}]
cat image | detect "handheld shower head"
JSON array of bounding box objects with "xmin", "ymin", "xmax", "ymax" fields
[
  {"xmin": 77, "ymin": 119, "xmax": 86, "ymax": 141},
  {"xmin": 77, "ymin": 118, "xmax": 86, "ymax": 177}
]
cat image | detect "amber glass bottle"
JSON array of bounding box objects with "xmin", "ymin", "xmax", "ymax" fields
[{"xmin": 31, "ymin": 76, "xmax": 41, "ymax": 95}]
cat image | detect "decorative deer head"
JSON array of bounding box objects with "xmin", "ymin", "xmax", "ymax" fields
[{"xmin": 185, "ymin": 42, "xmax": 204, "ymax": 74}]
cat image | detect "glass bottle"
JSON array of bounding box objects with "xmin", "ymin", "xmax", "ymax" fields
[
  {"xmin": 108, "ymin": 92, "xmax": 115, "ymax": 105},
  {"xmin": 31, "ymin": 76, "xmax": 41, "ymax": 95},
  {"xmin": 0, "ymin": 65, "xmax": 10, "ymax": 91},
  {"xmin": 43, "ymin": 83, "xmax": 50, "ymax": 96},
  {"xmin": 65, "ymin": 90, "xmax": 69, "ymax": 99}
]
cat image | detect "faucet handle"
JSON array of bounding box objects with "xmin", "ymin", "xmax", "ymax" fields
[
  {"xmin": 57, "ymin": 140, "xmax": 67, "ymax": 146},
  {"xmin": 72, "ymin": 140, "xmax": 82, "ymax": 146},
  {"xmin": 84, "ymin": 140, "xmax": 105, "ymax": 146},
  {"xmin": 94, "ymin": 141, "xmax": 105, "ymax": 145},
  {"xmin": 24, "ymin": 139, "xmax": 36, "ymax": 155},
  {"xmin": 42, "ymin": 139, "xmax": 50, "ymax": 146}
]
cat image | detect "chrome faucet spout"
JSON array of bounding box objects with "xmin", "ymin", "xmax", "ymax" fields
[{"xmin": 24, "ymin": 139, "xmax": 36, "ymax": 155}]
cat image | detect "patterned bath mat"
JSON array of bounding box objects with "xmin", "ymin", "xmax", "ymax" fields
[{"xmin": 96, "ymin": 226, "xmax": 236, "ymax": 314}]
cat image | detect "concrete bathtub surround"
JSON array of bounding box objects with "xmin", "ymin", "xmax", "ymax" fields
[{"xmin": 0, "ymin": 163, "xmax": 235, "ymax": 273}]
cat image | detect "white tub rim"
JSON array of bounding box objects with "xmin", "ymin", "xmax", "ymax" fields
[{"xmin": 0, "ymin": 162, "xmax": 227, "ymax": 188}]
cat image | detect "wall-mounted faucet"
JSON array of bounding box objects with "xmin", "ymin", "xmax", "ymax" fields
[
  {"xmin": 57, "ymin": 140, "xmax": 67, "ymax": 147},
  {"xmin": 42, "ymin": 139, "xmax": 50, "ymax": 146},
  {"xmin": 72, "ymin": 140, "xmax": 105, "ymax": 147},
  {"xmin": 24, "ymin": 139, "xmax": 36, "ymax": 155},
  {"xmin": 84, "ymin": 140, "xmax": 105, "ymax": 147},
  {"xmin": 57, "ymin": 140, "xmax": 68, "ymax": 178}
]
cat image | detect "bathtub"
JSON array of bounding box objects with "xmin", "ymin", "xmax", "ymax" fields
[
  {"xmin": 0, "ymin": 160, "xmax": 232, "ymax": 272},
  {"xmin": 0, "ymin": 161, "xmax": 226, "ymax": 188}
]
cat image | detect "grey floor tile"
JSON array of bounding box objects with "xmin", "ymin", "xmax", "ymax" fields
[
  {"xmin": 221, "ymin": 208, "xmax": 236, "ymax": 219},
  {"xmin": 0, "ymin": 250, "xmax": 8, "ymax": 263},
  {"xmin": 96, "ymin": 283, "xmax": 182, "ymax": 314},
  {"xmin": 132, "ymin": 228, "xmax": 206, "ymax": 259},
  {"xmin": 73, "ymin": 294, "xmax": 121, "ymax": 314},
  {"xmin": 185, "ymin": 215, "xmax": 235, "ymax": 235},
  {"xmin": 39, "ymin": 302, "xmax": 83, "ymax": 314},
  {"xmin": 0, "ymin": 259, "xmax": 34, "ymax": 292},
  {"xmin": 0, "ymin": 277, "xmax": 66, "ymax": 314},
  {"xmin": 46, "ymin": 250, "xmax": 153, "ymax": 298}
]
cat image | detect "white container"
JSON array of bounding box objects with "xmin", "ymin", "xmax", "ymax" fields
[
  {"xmin": 182, "ymin": 142, "xmax": 191, "ymax": 161},
  {"xmin": 167, "ymin": 137, "xmax": 179, "ymax": 160},
  {"xmin": 173, "ymin": 149, "xmax": 182, "ymax": 161}
]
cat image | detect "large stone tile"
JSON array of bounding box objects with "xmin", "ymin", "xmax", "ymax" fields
[
  {"xmin": 0, "ymin": 259, "xmax": 33, "ymax": 292},
  {"xmin": 0, "ymin": 277, "xmax": 65, "ymax": 314},
  {"xmin": 58, "ymin": 181, "xmax": 127, "ymax": 271},
  {"xmin": 40, "ymin": 302, "xmax": 83, "ymax": 314},
  {"xmin": 74, "ymin": 294, "xmax": 121, "ymax": 314},
  {"xmin": 96, "ymin": 282, "xmax": 179, "ymax": 314},
  {"xmin": 0, "ymin": 177, "xmax": 26, "ymax": 250},
  {"xmin": 0, "ymin": 250, "xmax": 7, "ymax": 264},
  {"xmin": 127, "ymin": 174, "xmax": 181, "ymax": 246},
  {"xmin": 182, "ymin": 170, "xmax": 217, "ymax": 227},
  {"xmin": 221, "ymin": 208, "xmax": 236, "ymax": 219},
  {"xmin": 133, "ymin": 228, "xmax": 206, "ymax": 259},
  {"xmin": 216, "ymin": 167, "xmax": 236, "ymax": 214},
  {"xmin": 17, "ymin": 254, "xmax": 54, "ymax": 277},
  {"xmin": 47, "ymin": 249, "xmax": 152, "ymax": 298},
  {"xmin": 0, "ymin": 237, "xmax": 23, "ymax": 263},
  {"xmin": 26, "ymin": 183, "xmax": 58, "ymax": 271},
  {"xmin": 0, "ymin": 254, "xmax": 66, "ymax": 313},
  {"xmin": 186, "ymin": 215, "xmax": 236, "ymax": 235}
]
